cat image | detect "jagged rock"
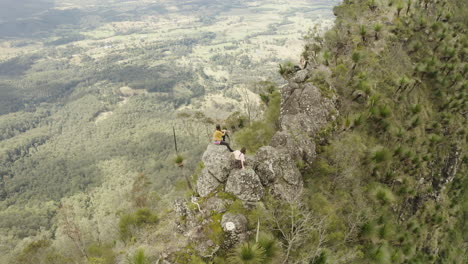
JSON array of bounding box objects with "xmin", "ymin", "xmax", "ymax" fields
[
  {"xmin": 271, "ymin": 181, "xmax": 303, "ymax": 202},
  {"xmin": 203, "ymin": 197, "xmax": 229, "ymax": 213},
  {"xmin": 281, "ymin": 83, "xmax": 336, "ymax": 135},
  {"xmin": 432, "ymin": 144, "xmax": 462, "ymax": 200},
  {"xmin": 275, "ymin": 82, "xmax": 337, "ymax": 162},
  {"xmin": 225, "ymin": 168, "xmax": 264, "ymax": 202},
  {"xmin": 254, "ymin": 146, "xmax": 301, "ymax": 186},
  {"xmin": 197, "ymin": 168, "xmax": 221, "ymax": 197},
  {"xmin": 254, "ymin": 146, "xmax": 303, "ymax": 201},
  {"xmin": 221, "ymin": 213, "xmax": 248, "ymax": 233},
  {"xmin": 291, "ymin": 69, "xmax": 309, "ymax": 83},
  {"xmin": 202, "ymin": 144, "xmax": 233, "ymax": 182},
  {"xmin": 174, "ymin": 199, "xmax": 189, "ymax": 217},
  {"xmin": 270, "ymin": 130, "xmax": 316, "ymax": 162},
  {"xmin": 174, "ymin": 199, "xmax": 202, "ymax": 236},
  {"xmin": 253, "ymin": 146, "xmax": 278, "ymax": 185},
  {"xmin": 282, "ymin": 82, "xmax": 301, "ymax": 99}
]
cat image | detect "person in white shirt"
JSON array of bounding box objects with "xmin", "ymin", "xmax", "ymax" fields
[{"xmin": 233, "ymin": 147, "xmax": 246, "ymax": 169}]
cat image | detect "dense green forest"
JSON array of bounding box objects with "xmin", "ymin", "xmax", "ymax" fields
[{"xmin": 1, "ymin": 0, "xmax": 466, "ymax": 263}]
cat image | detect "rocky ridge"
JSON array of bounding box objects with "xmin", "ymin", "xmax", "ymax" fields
[
  {"xmin": 197, "ymin": 67, "xmax": 338, "ymax": 202},
  {"xmin": 174, "ymin": 67, "xmax": 338, "ymax": 255}
]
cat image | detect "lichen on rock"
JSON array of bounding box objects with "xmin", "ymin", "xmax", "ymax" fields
[
  {"xmin": 254, "ymin": 146, "xmax": 303, "ymax": 201},
  {"xmin": 225, "ymin": 168, "xmax": 264, "ymax": 202},
  {"xmin": 197, "ymin": 145, "xmax": 233, "ymax": 197}
]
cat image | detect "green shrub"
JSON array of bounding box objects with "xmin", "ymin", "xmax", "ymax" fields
[
  {"xmin": 127, "ymin": 249, "xmax": 150, "ymax": 264},
  {"xmin": 119, "ymin": 214, "xmax": 136, "ymax": 241},
  {"xmin": 119, "ymin": 208, "xmax": 158, "ymax": 241},
  {"xmin": 311, "ymin": 252, "xmax": 328, "ymax": 264},
  {"xmin": 87, "ymin": 244, "xmax": 116, "ymax": 264},
  {"xmin": 227, "ymin": 200, "xmax": 248, "ymax": 215},
  {"xmin": 371, "ymin": 244, "xmax": 391, "ymax": 264},
  {"xmin": 88, "ymin": 257, "xmax": 106, "ymax": 264},
  {"xmin": 374, "ymin": 187, "xmax": 396, "ymax": 204},
  {"xmin": 228, "ymin": 243, "xmax": 265, "ymax": 264},
  {"xmin": 410, "ymin": 104, "xmax": 422, "ymax": 114},
  {"xmin": 378, "ymin": 223, "xmax": 394, "ymax": 240},
  {"xmin": 216, "ymin": 191, "xmax": 237, "ymax": 201},
  {"xmin": 371, "ymin": 148, "xmax": 391, "ymax": 163},
  {"xmin": 257, "ymin": 233, "xmax": 280, "ymax": 262},
  {"xmin": 174, "ymin": 155, "xmax": 184, "ymax": 165},
  {"xmin": 295, "ymin": 159, "xmax": 305, "ymax": 170},
  {"xmin": 234, "ymin": 89, "xmax": 280, "ymax": 152},
  {"xmin": 360, "ymin": 222, "xmax": 378, "ymax": 242},
  {"xmin": 278, "ymin": 61, "xmax": 295, "ymax": 76},
  {"xmin": 205, "ymin": 213, "xmax": 224, "ymax": 245},
  {"xmin": 134, "ymin": 208, "xmax": 158, "ymax": 226},
  {"xmin": 190, "ymin": 255, "xmax": 207, "ymax": 264},
  {"xmin": 225, "ymin": 112, "xmax": 247, "ymax": 131}
]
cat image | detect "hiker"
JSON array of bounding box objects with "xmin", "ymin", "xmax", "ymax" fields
[
  {"xmin": 232, "ymin": 147, "xmax": 247, "ymax": 169},
  {"xmin": 213, "ymin": 124, "xmax": 233, "ymax": 152}
]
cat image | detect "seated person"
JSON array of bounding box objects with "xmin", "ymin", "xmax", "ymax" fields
[{"xmin": 213, "ymin": 124, "xmax": 233, "ymax": 152}]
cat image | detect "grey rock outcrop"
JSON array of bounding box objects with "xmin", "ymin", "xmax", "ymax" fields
[
  {"xmin": 281, "ymin": 83, "xmax": 336, "ymax": 136},
  {"xmin": 196, "ymin": 63, "xmax": 337, "ymax": 202},
  {"xmin": 254, "ymin": 146, "xmax": 301, "ymax": 185},
  {"xmin": 202, "ymin": 145, "xmax": 233, "ymax": 182},
  {"xmin": 197, "ymin": 168, "xmax": 222, "ymax": 197},
  {"xmin": 254, "ymin": 146, "xmax": 303, "ymax": 201},
  {"xmin": 225, "ymin": 168, "xmax": 264, "ymax": 202},
  {"xmin": 197, "ymin": 145, "xmax": 233, "ymax": 197},
  {"xmin": 203, "ymin": 197, "xmax": 229, "ymax": 213},
  {"xmin": 275, "ymin": 82, "xmax": 337, "ymax": 162},
  {"xmin": 291, "ymin": 69, "xmax": 309, "ymax": 83},
  {"xmin": 270, "ymin": 130, "xmax": 317, "ymax": 163}
]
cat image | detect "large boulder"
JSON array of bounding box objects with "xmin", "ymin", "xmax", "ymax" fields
[
  {"xmin": 270, "ymin": 130, "xmax": 316, "ymax": 163},
  {"xmin": 254, "ymin": 146, "xmax": 303, "ymax": 201},
  {"xmin": 202, "ymin": 144, "xmax": 233, "ymax": 182},
  {"xmin": 274, "ymin": 82, "xmax": 337, "ymax": 162},
  {"xmin": 197, "ymin": 144, "xmax": 234, "ymax": 197},
  {"xmin": 225, "ymin": 168, "xmax": 264, "ymax": 202},
  {"xmin": 281, "ymin": 83, "xmax": 337, "ymax": 136},
  {"xmin": 254, "ymin": 146, "xmax": 301, "ymax": 186},
  {"xmin": 197, "ymin": 168, "xmax": 221, "ymax": 197},
  {"xmin": 271, "ymin": 181, "xmax": 303, "ymax": 202}
]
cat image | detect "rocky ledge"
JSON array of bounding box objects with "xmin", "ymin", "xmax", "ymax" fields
[{"xmin": 197, "ymin": 68, "xmax": 338, "ymax": 202}]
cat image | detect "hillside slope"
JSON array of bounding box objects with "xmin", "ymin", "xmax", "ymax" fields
[
  {"xmin": 6, "ymin": 0, "xmax": 466, "ymax": 263},
  {"xmin": 188, "ymin": 0, "xmax": 467, "ymax": 263},
  {"xmin": 164, "ymin": 0, "xmax": 467, "ymax": 263}
]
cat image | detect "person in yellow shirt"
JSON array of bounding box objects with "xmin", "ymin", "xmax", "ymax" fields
[{"xmin": 213, "ymin": 124, "xmax": 233, "ymax": 152}]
